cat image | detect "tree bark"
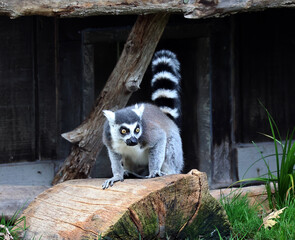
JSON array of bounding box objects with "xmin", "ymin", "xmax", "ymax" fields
[
  {"xmin": 52, "ymin": 13, "xmax": 169, "ymax": 185},
  {"xmin": 22, "ymin": 170, "xmax": 231, "ymax": 240},
  {"xmin": 1, "ymin": 0, "xmax": 295, "ymax": 19}
]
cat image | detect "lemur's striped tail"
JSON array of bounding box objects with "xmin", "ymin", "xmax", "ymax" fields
[{"xmin": 151, "ymin": 50, "xmax": 181, "ymax": 125}]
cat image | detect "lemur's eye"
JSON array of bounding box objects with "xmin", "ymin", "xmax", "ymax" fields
[
  {"xmin": 135, "ymin": 127, "xmax": 140, "ymax": 133},
  {"xmin": 120, "ymin": 128, "xmax": 127, "ymax": 134}
]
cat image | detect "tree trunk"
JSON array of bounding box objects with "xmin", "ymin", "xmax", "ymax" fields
[
  {"xmin": 1, "ymin": 0, "xmax": 294, "ymax": 19},
  {"xmin": 21, "ymin": 170, "xmax": 231, "ymax": 240},
  {"xmin": 52, "ymin": 13, "xmax": 169, "ymax": 185}
]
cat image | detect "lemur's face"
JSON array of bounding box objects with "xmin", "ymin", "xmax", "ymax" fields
[
  {"xmin": 116, "ymin": 122, "xmax": 142, "ymax": 146},
  {"xmin": 103, "ymin": 104, "xmax": 144, "ymax": 147}
]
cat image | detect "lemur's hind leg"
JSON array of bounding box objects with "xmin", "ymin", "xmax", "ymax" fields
[
  {"xmin": 146, "ymin": 133, "xmax": 167, "ymax": 178},
  {"xmin": 161, "ymin": 135, "xmax": 183, "ymax": 175}
]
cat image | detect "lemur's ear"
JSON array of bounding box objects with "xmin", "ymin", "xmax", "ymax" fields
[
  {"xmin": 132, "ymin": 104, "xmax": 145, "ymax": 119},
  {"xmin": 103, "ymin": 110, "xmax": 115, "ymax": 124}
]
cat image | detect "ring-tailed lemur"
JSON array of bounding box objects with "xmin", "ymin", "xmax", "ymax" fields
[{"xmin": 102, "ymin": 50, "xmax": 183, "ymax": 189}]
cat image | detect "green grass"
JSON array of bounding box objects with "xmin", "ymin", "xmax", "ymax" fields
[
  {"xmin": 220, "ymin": 193, "xmax": 261, "ymax": 240},
  {"xmin": 236, "ymin": 103, "xmax": 295, "ymax": 210},
  {"xmin": 219, "ymin": 193, "xmax": 295, "ymax": 240},
  {"xmin": 0, "ymin": 207, "xmax": 28, "ymax": 240}
]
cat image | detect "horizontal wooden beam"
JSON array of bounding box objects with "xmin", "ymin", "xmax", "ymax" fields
[{"xmin": 1, "ymin": 0, "xmax": 295, "ymax": 19}]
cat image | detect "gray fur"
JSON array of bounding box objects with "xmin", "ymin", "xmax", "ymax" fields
[
  {"xmin": 115, "ymin": 107, "xmax": 140, "ymax": 124},
  {"xmin": 102, "ymin": 103, "xmax": 183, "ymax": 189}
]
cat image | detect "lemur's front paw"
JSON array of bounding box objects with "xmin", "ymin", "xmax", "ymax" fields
[
  {"xmin": 102, "ymin": 176, "xmax": 124, "ymax": 189},
  {"xmin": 147, "ymin": 170, "xmax": 165, "ymax": 179}
]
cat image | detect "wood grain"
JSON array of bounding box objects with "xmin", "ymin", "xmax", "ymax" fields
[
  {"xmin": 0, "ymin": 17, "xmax": 35, "ymax": 163},
  {"xmin": 0, "ymin": 0, "xmax": 294, "ymax": 19},
  {"xmin": 22, "ymin": 170, "xmax": 231, "ymax": 239}
]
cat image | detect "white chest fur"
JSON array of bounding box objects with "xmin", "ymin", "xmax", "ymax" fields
[{"xmin": 112, "ymin": 141, "xmax": 149, "ymax": 165}]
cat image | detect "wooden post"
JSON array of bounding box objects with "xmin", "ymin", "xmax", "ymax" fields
[{"xmin": 52, "ymin": 13, "xmax": 170, "ymax": 185}]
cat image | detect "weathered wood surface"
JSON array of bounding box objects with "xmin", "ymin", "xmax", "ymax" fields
[
  {"xmin": 1, "ymin": 183, "xmax": 271, "ymax": 222},
  {"xmin": 0, "ymin": 0, "xmax": 295, "ymax": 19},
  {"xmin": 0, "ymin": 17, "xmax": 35, "ymax": 163},
  {"xmin": 210, "ymin": 20, "xmax": 235, "ymax": 188},
  {"xmin": 21, "ymin": 170, "xmax": 230, "ymax": 240},
  {"xmin": 52, "ymin": 13, "xmax": 169, "ymax": 184}
]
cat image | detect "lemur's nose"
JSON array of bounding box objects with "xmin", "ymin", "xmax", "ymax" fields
[{"xmin": 126, "ymin": 137, "xmax": 138, "ymax": 146}]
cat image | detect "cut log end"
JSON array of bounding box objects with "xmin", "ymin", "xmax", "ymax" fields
[
  {"xmin": 21, "ymin": 170, "xmax": 231, "ymax": 240},
  {"xmin": 125, "ymin": 77, "xmax": 141, "ymax": 92}
]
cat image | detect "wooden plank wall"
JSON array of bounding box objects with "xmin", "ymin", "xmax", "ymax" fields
[
  {"xmin": 0, "ymin": 17, "xmax": 61, "ymax": 163},
  {"xmin": 234, "ymin": 10, "xmax": 295, "ymax": 144},
  {"xmin": 0, "ymin": 17, "xmax": 36, "ymax": 163},
  {"xmin": 35, "ymin": 17, "xmax": 57, "ymax": 159},
  {"xmin": 210, "ymin": 18, "xmax": 236, "ymax": 187},
  {"xmin": 58, "ymin": 18, "xmax": 84, "ymax": 158}
]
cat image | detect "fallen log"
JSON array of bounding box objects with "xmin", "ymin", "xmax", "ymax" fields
[{"xmin": 21, "ymin": 170, "xmax": 231, "ymax": 239}]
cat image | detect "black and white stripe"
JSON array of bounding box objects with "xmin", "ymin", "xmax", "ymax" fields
[{"xmin": 151, "ymin": 50, "xmax": 181, "ymax": 124}]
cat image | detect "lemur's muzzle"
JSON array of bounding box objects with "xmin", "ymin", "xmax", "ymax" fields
[{"xmin": 126, "ymin": 137, "xmax": 138, "ymax": 146}]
